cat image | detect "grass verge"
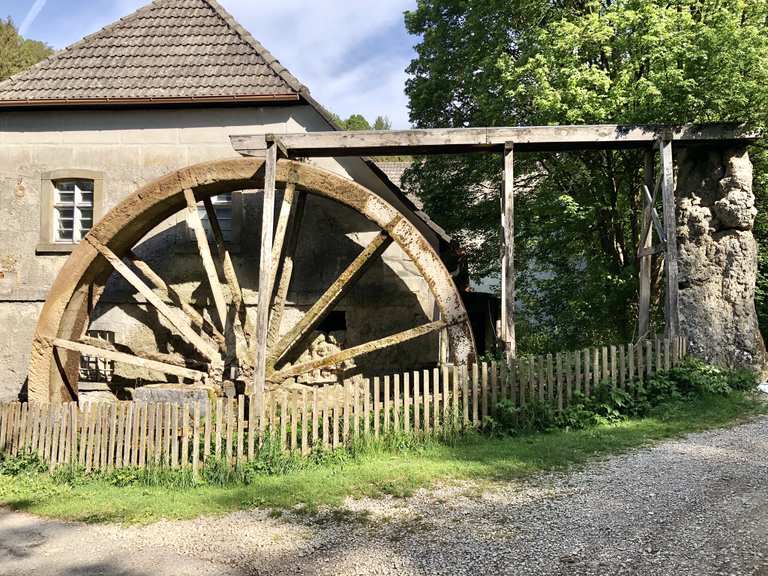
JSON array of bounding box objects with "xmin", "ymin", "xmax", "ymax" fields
[{"xmin": 0, "ymin": 391, "xmax": 764, "ymax": 525}]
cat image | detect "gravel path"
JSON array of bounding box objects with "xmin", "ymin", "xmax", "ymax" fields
[{"xmin": 2, "ymin": 416, "xmax": 768, "ymax": 576}]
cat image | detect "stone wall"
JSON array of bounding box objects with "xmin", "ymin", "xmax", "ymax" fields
[{"xmin": 677, "ymin": 145, "xmax": 766, "ymax": 371}]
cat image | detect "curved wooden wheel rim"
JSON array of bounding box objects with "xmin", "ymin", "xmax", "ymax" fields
[{"xmin": 28, "ymin": 158, "xmax": 475, "ymax": 403}]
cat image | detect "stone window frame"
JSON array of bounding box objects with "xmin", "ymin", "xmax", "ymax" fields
[{"xmin": 37, "ymin": 169, "xmax": 105, "ymax": 254}]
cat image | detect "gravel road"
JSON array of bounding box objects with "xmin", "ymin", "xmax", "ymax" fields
[{"xmin": 2, "ymin": 416, "xmax": 768, "ymax": 576}]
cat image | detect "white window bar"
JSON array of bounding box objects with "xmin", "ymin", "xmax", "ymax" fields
[{"xmin": 53, "ymin": 179, "xmax": 94, "ymax": 243}]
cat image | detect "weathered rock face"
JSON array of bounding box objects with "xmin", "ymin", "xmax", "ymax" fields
[{"xmin": 677, "ymin": 145, "xmax": 766, "ymax": 371}]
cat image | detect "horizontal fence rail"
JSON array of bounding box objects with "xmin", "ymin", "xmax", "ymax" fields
[{"xmin": 0, "ymin": 336, "xmax": 687, "ymax": 474}]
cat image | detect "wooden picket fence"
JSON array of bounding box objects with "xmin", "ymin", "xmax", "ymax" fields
[{"xmin": 0, "ymin": 336, "xmax": 687, "ymax": 474}]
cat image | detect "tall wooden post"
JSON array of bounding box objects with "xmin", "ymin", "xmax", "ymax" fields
[
  {"xmin": 501, "ymin": 143, "xmax": 516, "ymax": 362},
  {"xmin": 637, "ymin": 149, "xmax": 654, "ymax": 341},
  {"xmin": 659, "ymin": 137, "xmax": 680, "ymax": 339},
  {"xmin": 253, "ymin": 142, "xmax": 277, "ymax": 397}
]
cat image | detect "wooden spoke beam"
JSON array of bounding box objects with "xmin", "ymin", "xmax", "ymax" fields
[
  {"xmin": 271, "ymin": 320, "xmax": 447, "ymax": 382},
  {"xmin": 80, "ymin": 336, "xmax": 209, "ymax": 371},
  {"xmin": 184, "ymin": 188, "xmax": 229, "ymax": 333},
  {"xmin": 501, "ymin": 143, "xmax": 516, "ymax": 362},
  {"xmin": 253, "ymin": 142, "xmax": 277, "ymax": 393},
  {"xmin": 127, "ymin": 251, "xmax": 225, "ymax": 350},
  {"xmin": 269, "ymin": 182, "xmax": 297, "ymax": 295},
  {"xmin": 270, "ymin": 231, "xmax": 393, "ymax": 368},
  {"xmin": 660, "ymin": 138, "xmax": 680, "ymax": 339},
  {"xmin": 85, "ymin": 236, "xmax": 220, "ymax": 362},
  {"xmin": 231, "ymin": 124, "xmax": 757, "ymax": 157},
  {"xmin": 266, "ymin": 188, "xmax": 306, "ymax": 354},
  {"xmin": 53, "ymin": 338, "xmax": 207, "ymax": 382}
]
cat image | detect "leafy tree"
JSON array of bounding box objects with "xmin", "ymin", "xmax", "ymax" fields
[
  {"xmin": 372, "ymin": 115, "xmax": 392, "ymax": 130},
  {"xmin": 404, "ymin": 0, "xmax": 768, "ymax": 353},
  {"xmin": 0, "ymin": 18, "xmax": 52, "ymax": 81}
]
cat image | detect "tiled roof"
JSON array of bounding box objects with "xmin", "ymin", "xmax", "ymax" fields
[{"xmin": 0, "ymin": 0, "xmax": 306, "ymax": 105}]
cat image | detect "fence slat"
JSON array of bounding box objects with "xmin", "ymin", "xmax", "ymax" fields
[
  {"xmin": 312, "ymin": 388, "xmax": 319, "ymax": 449},
  {"xmin": 393, "ymin": 374, "xmax": 401, "ymax": 432},
  {"xmin": 646, "ymin": 340, "xmax": 653, "ymax": 378},
  {"xmin": 423, "ymin": 369, "xmax": 430, "ymax": 435},
  {"xmin": 442, "ymin": 365, "xmax": 450, "ymax": 429},
  {"xmin": 471, "ymin": 364, "xmax": 478, "ymax": 425},
  {"xmin": 564, "ymin": 352, "xmax": 572, "ymax": 405},
  {"xmin": 373, "ymin": 377, "xmax": 380, "ymax": 438},
  {"xmin": 292, "ymin": 391, "xmax": 300, "ymax": 451},
  {"xmin": 480, "ymin": 362, "xmax": 488, "ymax": 421},
  {"xmin": 138, "ymin": 403, "xmax": 147, "ymax": 468},
  {"xmin": 192, "ymin": 401, "xmax": 201, "ymax": 476},
  {"xmin": 227, "ymin": 398, "xmax": 236, "ymax": 463},
  {"xmin": 433, "ymin": 367, "xmax": 441, "ymax": 432},
  {"xmin": 171, "ymin": 403, "xmax": 179, "ymax": 469},
  {"xmin": 214, "ymin": 398, "xmax": 223, "ymax": 459},
  {"xmin": 403, "ymin": 372, "xmax": 410, "ymax": 433},
  {"xmin": 331, "ymin": 389, "xmax": 339, "ymax": 449},
  {"xmin": 619, "ymin": 345, "xmax": 626, "ymax": 388},
  {"xmin": 413, "ymin": 370, "xmax": 421, "ymax": 432},
  {"xmin": 181, "ymin": 402, "xmax": 190, "ymax": 469},
  {"xmin": 238, "ymin": 395, "xmax": 246, "ymax": 463},
  {"xmin": 301, "ymin": 390, "xmax": 309, "ymax": 456},
  {"xmin": 610, "ymin": 345, "xmax": 617, "ymax": 387}
]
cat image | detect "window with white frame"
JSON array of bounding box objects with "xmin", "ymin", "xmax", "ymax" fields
[
  {"xmin": 199, "ymin": 193, "xmax": 234, "ymax": 243},
  {"xmin": 53, "ymin": 179, "xmax": 94, "ymax": 242}
]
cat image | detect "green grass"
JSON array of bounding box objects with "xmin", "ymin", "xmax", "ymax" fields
[{"xmin": 0, "ymin": 392, "xmax": 764, "ymax": 525}]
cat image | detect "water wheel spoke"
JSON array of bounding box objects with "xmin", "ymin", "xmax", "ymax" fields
[
  {"xmin": 85, "ymin": 236, "xmax": 220, "ymax": 362},
  {"xmin": 183, "ymin": 188, "xmax": 230, "ymax": 336},
  {"xmin": 270, "ymin": 320, "xmax": 447, "ymax": 381},
  {"xmin": 53, "ymin": 338, "xmax": 207, "ymax": 382},
  {"xmin": 80, "ymin": 335, "xmax": 209, "ymax": 371},
  {"xmin": 127, "ymin": 251, "xmax": 226, "ymax": 351},
  {"xmin": 270, "ymin": 231, "xmax": 392, "ymax": 368},
  {"xmin": 202, "ymin": 196, "xmax": 247, "ymax": 346},
  {"xmin": 266, "ymin": 186, "xmax": 306, "ymax": 354}
]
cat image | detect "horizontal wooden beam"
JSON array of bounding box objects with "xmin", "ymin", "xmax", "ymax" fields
[{"xmin": 230, "ymin": 124, "xmax": 758, "ymax": 157}]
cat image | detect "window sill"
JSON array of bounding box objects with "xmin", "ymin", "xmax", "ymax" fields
[{"xmin": 36, "ymin": 242, "xmax": 78, "ymax": 254}]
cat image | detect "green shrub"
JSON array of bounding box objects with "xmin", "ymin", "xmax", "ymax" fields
[{"xmin": 0, "ymin": 451, "xmax": 47, "ymax": 476}]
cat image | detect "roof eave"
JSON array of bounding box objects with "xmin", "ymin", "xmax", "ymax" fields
[{"xmin": 0, "ymin": 93, "xmax": 301, "ymax": 109}]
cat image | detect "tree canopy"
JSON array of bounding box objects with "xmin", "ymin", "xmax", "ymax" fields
[
  {"xmin": 330, "ymin": 113, "xmax": 392, "ymax": 131},
  {"xmin": 404, "ymin": 0, "xmax": 768, "ymax": 353},
  {"xmin": 0, "ymin": 18, "xmax": 52, "ymax": 81}
]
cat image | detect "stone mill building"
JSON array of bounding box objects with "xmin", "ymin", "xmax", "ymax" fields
[{"xmin": 0, "ymin": 0, "xmax": 474, "ymax": 403}]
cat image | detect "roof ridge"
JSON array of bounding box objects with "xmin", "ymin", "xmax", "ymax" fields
[
  {"xmin": 201, "ymin": 0, "xmax": 308, "ymax": 96},
  {"xmin": 0, "ymin": 0, "xmax": 162, "ymax": 92}
]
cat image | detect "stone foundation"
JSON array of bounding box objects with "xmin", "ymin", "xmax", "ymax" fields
[{"xmin": 677, "ymin": 145, "xmax": 766, "ymax": 371}]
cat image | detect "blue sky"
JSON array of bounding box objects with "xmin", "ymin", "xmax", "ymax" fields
[{"xmin": 2, "ymin": 0, "xmax": 418, "ymax": 128}]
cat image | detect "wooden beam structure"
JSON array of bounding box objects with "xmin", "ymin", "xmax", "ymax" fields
[
  {"xmin": 501, "ymin": 143, "xmax": 516, "ymax": 361},
  {"xmin": 253, "ymin": 142, "xmax": 277, "ymax": 396},
  {"xmin": 659, "ymin": 138, "xmax": 681, "ymax": 339},
  {"xmin": 637, "ymin": 151, "xmax": 655, "ymax": 341},
  {"xmin": 231, "ymin": 124, "xmax": 757, "ymax": 158}
]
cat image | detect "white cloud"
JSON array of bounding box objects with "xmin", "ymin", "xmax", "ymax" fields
[{"xmin": 220, "ymin": 0, "xmax": 416, "ymax": 128}]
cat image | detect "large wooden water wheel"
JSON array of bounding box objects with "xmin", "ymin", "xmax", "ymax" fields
[{"xmin": 27, "ymin": 158, "xmax": 475, "ymax": 403}]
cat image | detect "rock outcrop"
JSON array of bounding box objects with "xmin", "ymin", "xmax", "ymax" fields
[{"xmin": 677, "ymin": 145, "xmax": 766, "ymax": 372}]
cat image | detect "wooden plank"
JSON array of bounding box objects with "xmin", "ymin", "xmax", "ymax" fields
[
  {"xmin": 352, "ymin": 382, "xmax": 359, "ymax": 437},
  {"xmin": 341, "ymin": 384, "xmax": 349, "ymax": 444},
  {"xmin": 301, "ymin": 390, "xmax": 309, "ymax": 456},
  {"xmin": 471, "ymin": 364, "xmax": 479, "ymax": 425},
  {"xmin": 546, "ymin": 354, "xmax": 554, "ymax": 404},
  {"xmin": 58, "ymin": 405, "xmax": 69, "ymax": 467},
  {"xmin": 433, "ymin": 367, "xmax": 441, "ymax": 432},
  {"xmin": 271, "ymin": 232, "xmax": 392, "ymax": 367},
  {"xmin": 490, "ymin": 362, "xmax": 498, "ymax": 413},
  {"xmin": 233, "ymin": 124, "xmax": 758, "ymax": 158},
  {"xmin": 322, "ymin": 386, "xmax": 330, "ymax": 448},
  {"xmin": 637, "ymin": 149, "xmax": 655, "ymax": 341},
  {"xmin": 85, "ymin": 403, "xmax": 97, "ymax": 472},
  {"xmin": 582, "ymin": 349, "xmax": 590, "ymax": 396},
  {"xmin": 373, "ymin": 377, "xmax": 380, "ymax": 438},
  {"xmin": 564, "ymin": 352, "xmax": 573, "ymax": 405},
  {"xmin": 664, "ymin": 338, "xmax": 671, "ymax": 371},
  {"xmin": 383, "ymin": 375, "xmax": 391, "ymax": 434},
  {"xmin": 181, "ymin": 402, "xmax": 190, "ymax": 468},
  {"xmin": 538, "ymin": 356, "xmax": 547, "ymax": 402},
  {"xmin": 628, "ymin": 343, "xmax": 635, "ymax": 385},
  {"xmin": 183, "ymin": 188, "xmax": 229, "ymax": 331},
  {"xmin": 393, "ymin": 373, "xmax": 401, "ymax": 432},
  {"xmin": 253, "ymin": 142, "xmax": 278, "ymax": 396},
  {"xmin": 332, "ymin": 389, "xmax": 339, "ymax": 449},
  {"xmin": 556, "ymin": 353, "xmax": 564, "ymax": 411},
  {"xmin": 423, "ymin": 369, "xmax": 430, "ymax": 435},
  {"xmin": 53, "ymin": 339, "xmax": 206, "ymax": 382},
  {"xmin": 203, "ymin": 398, "xmax": 211, "ymax": 462},
  {"xmin": 136, "ymin": 403, "xmax": 146, "ymax": 468},
  {"xmin": 646, "ymin": 340, "xmax": 653, "ymax": 378},
  {"xmin": 660, "ymin": 138, "xmax": 680, "ymax": 339},
  {"xmin": 192, "ymin": 401, "xmax": 201, "ymax": 476},
  {"xmin": 146, "ymin": 402, "xmax": 156, "ymax": 468},
  {"xmin": 215, "ymin": 398, "xmax": 223, "ymax": 459},
  {"xmin": 461, "ymin": 366, "xmax": 469, "ymax": 424},
  {"xmin": 49, "ymin": 407, "xmax": 61, "ymax": 470},
  {"xmin": 67, "ymin": 403, "xmax": 77, "ymax": 465},
  {"xmin": 114, "ymin": 403, "xmax": 124, "ymax": 468},
  {"xmin": 413, "ymin": 371, "xmax": 421, "ymax": 432},
  {"xmin": 311, "ymin": 388, "xmax": 319, "ymax": 449},
  {"xmin": 619, "ymin": 345, "xmax": 626, "ymax": 388},
  {"xmin": 101, "ymin": 404, "xmax": 111, "ymax": 469},
  {"xmin": 480, "ymin": 362, "xmax": 488, "ymax": 420},
  {"xmin": 247, "ymin": 394, "xmax": 255, "ymax": 461},
  {"xmin": 501, "ymin": 143, "xmax": 516, "ymax": 362},
  {"xmin": 131, "ymin": 402, "xmax": 140, "ymax": 467},
  {"xmin": 17, "ymin": 404, "xmax": 28, "ymax": 454},
  {"xmin": 171, "ymin": 403, "xmax": 179, "ymax": 469},
  {"xmin": 452, "ymin": 366, "xmax": 459, "ymax": 425},
  {"xmin": 238, "ymin": 395, "xmax": 246, "ymax": 462},
  {"xmin": 403, "ymin": 372, "xmax": 410, "ymax": 433},
  {"xmin": 226, "ymin": 398, "xmax": 235, "ymax": 463},
  {"xmin": 0, "ymin": 404, "xmax": 8, "ymax": 453},
  {"xmin": 291, "ymin": 392, "xmax": 299, "ymax": 451},
  {"xmin": 610, "ymin": 346, "xmax": 617, "ymax": 387},
  {"xmin": 164, "ymin": 402, "xmax": 173, "ymax": 466},
  {"xmin": 442, "ymin": 366, "xmax": 450, "ymax": 428},
  {"xmin": 84, "ymin": 237, "xmax": 218, "ymax": 361},
  {"xmin": 273, "ymin": 320, "xmax": 448, "ymax": 381},
  {"xmin": 655, "ymin": 337, "xmax": 663, "ymax": 375}
]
